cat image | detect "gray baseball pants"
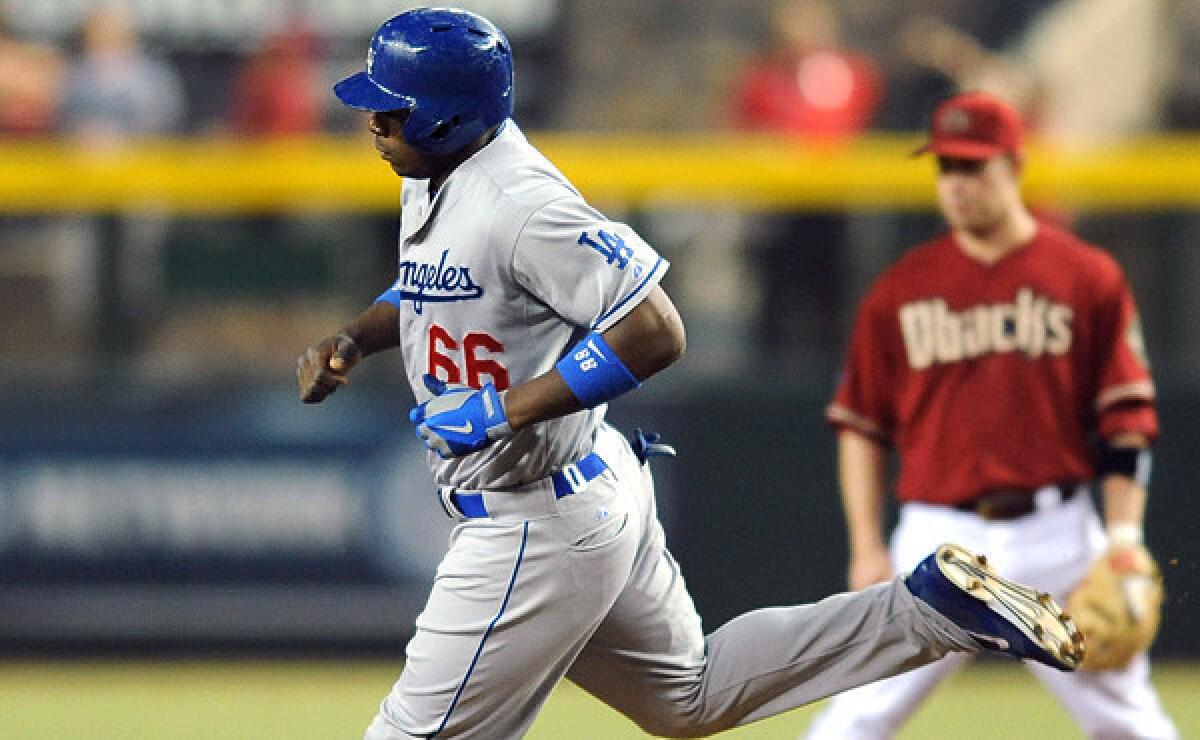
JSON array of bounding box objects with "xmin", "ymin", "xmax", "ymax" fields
[{"xmin": 365, "ymin": 425, "xmax": 977, "ymax": 739}]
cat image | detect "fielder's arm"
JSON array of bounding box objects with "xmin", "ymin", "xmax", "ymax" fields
[
  {"xmin": 1069, "ymin": 431, "xmax": 1163, "ymax": 671},
  {"xmin": 297, "ymin": 301, "xmax": 401, "ymax": 403},
  {"xmin": 837, "ymin": 428, "xmax": 894, "ymax": 589},
  {"xmin": 1100, "ymin": 432, "xmax": 1150, "ymax": 548},
  {"xmin": 503, "ymin": 285, "xmax": 686, "ymax": 430}
]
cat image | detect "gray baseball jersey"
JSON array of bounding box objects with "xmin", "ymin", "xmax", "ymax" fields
[
  {"xmin": 365, "ymin": 122, "xmax": 984, "ymax": 739},
  {"xmin": 378, "ymin": 122, "xmax": 667, "ymax": 491}
]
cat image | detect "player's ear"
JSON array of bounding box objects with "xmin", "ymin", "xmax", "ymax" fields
[{"xmin": 1007, "ymin": 152, "xmax": 1024, "ymax": 177}]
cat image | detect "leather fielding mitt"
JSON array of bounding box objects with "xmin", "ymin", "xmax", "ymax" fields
[{"xmin": 1067, "ymin": 545, "xmax": 1164, "ymax": 671}]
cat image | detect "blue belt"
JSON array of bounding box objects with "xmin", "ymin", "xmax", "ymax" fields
[{"xmin": 449, "ymin": 452, "xmax": 608, "ymax": 519}]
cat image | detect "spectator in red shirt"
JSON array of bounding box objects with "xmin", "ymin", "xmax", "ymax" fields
[
  {"xmin": 732, "ymin": 0, "xmax": 881, "ymax": 145},
  {"xmin": 0, "ymin": 19, "xmax": 64, "ymax": 136},
  {"xmin": 228, "ymin": 26, "xmax": 323, "ymax": 137},
  {"xmin": 730, "ymin": 1, "xmax": 884, "ymax": 355}
]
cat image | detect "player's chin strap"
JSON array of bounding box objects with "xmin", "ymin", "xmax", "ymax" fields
[{"xmin": 630, "ymin": 428, "xmax": 676, "ymax": 465}]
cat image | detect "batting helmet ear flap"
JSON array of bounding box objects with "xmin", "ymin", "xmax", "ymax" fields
[{"xmin": 403, "ymin": 98, "xmax": 488, "ymax": 154}]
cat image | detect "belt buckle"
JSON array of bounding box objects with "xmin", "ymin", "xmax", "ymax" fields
[
  {"xmin": 976, "ymin": 495, "xmax": 1002, "ymax": 520},
  {"xmin": 975, "ymin": 489, "xmax": 1034, "ymax": 521}
]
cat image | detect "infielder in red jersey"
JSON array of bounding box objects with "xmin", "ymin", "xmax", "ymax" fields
[{"xmin": 807, "ymin": 92, "xmax": 1178, "ymax": 739}]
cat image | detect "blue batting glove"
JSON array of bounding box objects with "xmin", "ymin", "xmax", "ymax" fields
[
  {"xmin": 423, "ymin": 373, "xmax": 448, "ymax": 396},
  {"xmin": 410, "ymin": 374, "xmax": 512, "ymax": 459},
  {"xmin": 631, "ymin": 428, "xmax": 677, "ymax": 465}
]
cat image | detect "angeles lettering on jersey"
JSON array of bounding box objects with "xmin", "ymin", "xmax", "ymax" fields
[
  {"xmin": 391, "ymin": 249, "xmax": 484, "ymax": 313},
  {"xmin": 898, "ymin": 287, "xmax": 1073, "ymax": 370}
]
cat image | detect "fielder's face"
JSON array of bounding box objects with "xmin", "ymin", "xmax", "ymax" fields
[
  {"xmin": 935, "ymin": 155, "xmax": 1021, "ymax": 234},
  {"xmin": 369, "ymin": 110, "xmax": 438, "ymax": 179}
]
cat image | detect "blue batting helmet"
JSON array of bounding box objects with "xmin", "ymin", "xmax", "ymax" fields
[{"xmin": 334, "ymin": 8, "xmax": 513, "ymax": 156}]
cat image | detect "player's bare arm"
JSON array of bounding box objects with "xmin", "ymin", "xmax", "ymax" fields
[
  {"xmin": 1100, "ymin": 431, "xmax": 1151, "ymax": 543},
  {"xmin": 503, "ymin": 286, "xmax": 685, "ymax": 430},
  {"xmin": 410, "ymin": 287, "xmax": 685, "ymax": 459},
  {"xmin": 297, "ymin": 301, "xmax": 401, "ymax": 403},
  {"xmin": 1071, "ymin": 431, "xmax": 1164, "ymax": 672},
  {"xmin": 837, "ymin": 428, "xmax": 893, "ymax": 589}
]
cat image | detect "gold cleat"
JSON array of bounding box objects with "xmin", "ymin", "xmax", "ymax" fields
[{"xmin": 908, "ymin": 543, "xmax": 1086, "ymax": 672}]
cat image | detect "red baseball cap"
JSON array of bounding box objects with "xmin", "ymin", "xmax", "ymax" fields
[{"xmin": 914, "ymin": 91, "xmax": 1024, "ymax": 160}]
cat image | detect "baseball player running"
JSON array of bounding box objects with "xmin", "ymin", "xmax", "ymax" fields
[
  {"xmin": 297, "ymin": 12, "xmax": 1083, "ymax": 739},
  {"xmin": 807, "ymin": 91, "xmax": 1177, "ymax": 739}
]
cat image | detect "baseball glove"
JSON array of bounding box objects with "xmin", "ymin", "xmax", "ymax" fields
[{"xmin": 1066, "ymin": 545, "xmax": 1164, "ymax": 671}]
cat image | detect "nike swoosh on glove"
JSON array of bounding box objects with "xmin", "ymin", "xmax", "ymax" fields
[{"xmin": 409, "ymin": 374, "xmax": 512, "ymax": 459}]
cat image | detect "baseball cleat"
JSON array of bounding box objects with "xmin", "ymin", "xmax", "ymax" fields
[{"xmin": 906, "ymin": 543, "xmax": 1085, "ymax": 671}]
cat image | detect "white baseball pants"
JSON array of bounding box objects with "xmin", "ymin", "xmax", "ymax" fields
[{"xmin": 804, "ymin": 493, "xmax": 1178, "ymax": 740}]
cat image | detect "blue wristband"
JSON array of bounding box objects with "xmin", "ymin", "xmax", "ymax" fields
[{"xmin": 555, "ymin": 332, "xmax": 641, "ymax": 408}]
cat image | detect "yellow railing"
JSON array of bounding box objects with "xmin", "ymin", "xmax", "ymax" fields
[{"xmin": 4, "ymin": 133, "xmax": 1199, "ymax": 212}]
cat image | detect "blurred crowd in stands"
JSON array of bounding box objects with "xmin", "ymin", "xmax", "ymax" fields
[
  {"xmin": 2, "ymin": 0, "xmax": 1200, "ymax": 392},
  {"xmin": 3, "ymin": 0, "xmax": 1197, "ymax": 140},
  {"xmin": 0, "ymin": 4, "xmax": 314, "ymax": 140}
]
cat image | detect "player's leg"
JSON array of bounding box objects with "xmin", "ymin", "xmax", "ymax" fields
[
  {"xmin": 567, "ymin": 440, "xmax": 976, "ymax": 738},
  {"xmin": 801, "ymin": 656, "xmax": 969, "ymax": 739},
  {"xmin": 366, "ymin": 476, "xmax": 639, "ymax": 740},
  {"xmin": 569, "ymin": 530, "xmax": 977, "ymax": 736},
  {"xmin": 570, "ymin": 449, "xmax": 1078, "ymax": 738},
  {"xmin": 803, "ymin": 502, "xmax": 988, "ymax": 737},
  {"xmin": 1014, "ymin": 495, "xmax": 1178, "ymax": 738},
  {"xmin": 1027, "ymin": 655, "xmax": 1178, "ymax": 739}
]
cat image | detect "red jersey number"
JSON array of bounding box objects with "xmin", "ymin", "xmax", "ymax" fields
[{"xmin": 427, "ymin": 324, "xmax": 511, "ymax": 390}]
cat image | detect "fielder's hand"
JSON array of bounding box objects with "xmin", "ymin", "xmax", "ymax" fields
[
  {"xmin": 1067, "ymin": 544, "xmax": 1164, "ymax": 671},
  {"xmin": 297, "ymin": 333, "xmax": 362, "ymax": 403},
  {"xmin": 410, "ymin": 374, "xmax": 512, "ymax": 459}
]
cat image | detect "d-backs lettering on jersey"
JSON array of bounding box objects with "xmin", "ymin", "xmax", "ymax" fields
[
  {"xmin": 827, "ymin": 224, "xmax": 1157, "ymax": 506},
  {"xmin": 898, "ymin": 288, "xmax": 1073, "ymax": 369},
  {"xmin": 377, "ymin": 122, "xmax": 668, "ymax": 491}
]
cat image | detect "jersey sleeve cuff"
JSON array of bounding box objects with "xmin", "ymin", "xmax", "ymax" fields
[
  {"xmin": 826, "ymin": 403, "xmax": 891, "ymax": 443},
  {"xmin": 1095, "ymin": 380, "xmax": 1156, "ymax": 413},
  {"xmin": 1097, "ymin": 403, "xmax": 1159, "ymax": 443},
  {"xmin": 590, "ymin": 257, "xmax": 669, "ymax": 333}
]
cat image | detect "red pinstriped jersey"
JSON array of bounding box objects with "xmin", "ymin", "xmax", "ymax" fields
[{"xmin": 828, "ymin": 223, "xmax": 1156, "ymax": 506}]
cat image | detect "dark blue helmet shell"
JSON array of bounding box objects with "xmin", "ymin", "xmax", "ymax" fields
[{"xmin": 334, "ymin": 8, "xmax": 513, "ymax": 155}]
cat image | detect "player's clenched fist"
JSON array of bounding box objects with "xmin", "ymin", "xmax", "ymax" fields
[
  {"xmin": 409, "ymin": 374, "xmax": 512, "ymax": 458},
  {"xmin": 297, "ymin": 333, "xmax": 362, "ymax": 403}
]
